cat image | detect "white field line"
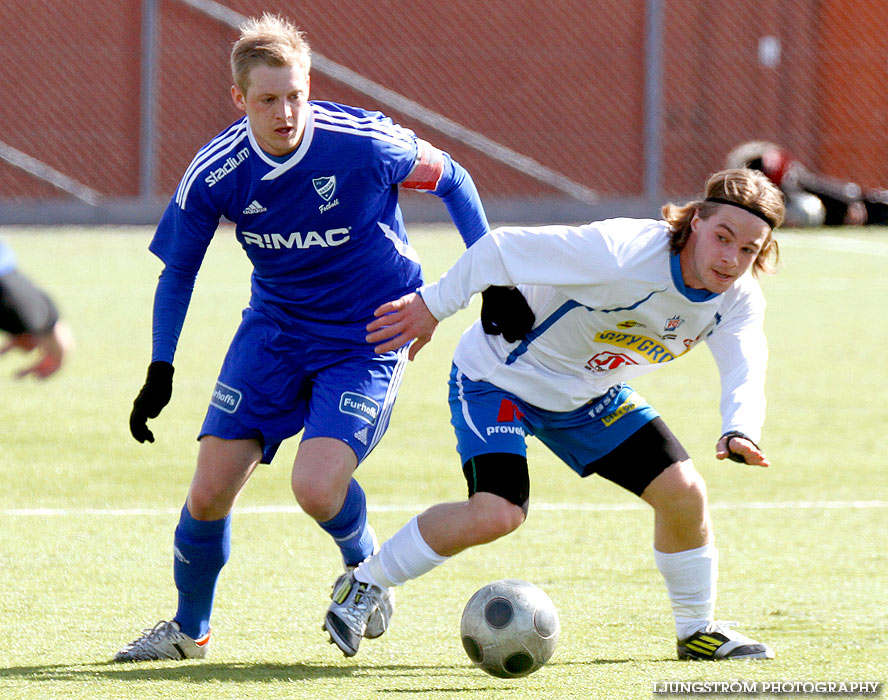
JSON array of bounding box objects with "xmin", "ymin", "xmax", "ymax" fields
[{"xmin": 2, "ymin": 500, "xmax": 886, "ymax": 517}]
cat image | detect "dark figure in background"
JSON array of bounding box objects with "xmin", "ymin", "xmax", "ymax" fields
[
  {"xmin": 0, "ymin": 239, "xmax": 73, "ymax": 378},
  {"xmin": 727, "ymin": 141, "xmax": 888, "ymax": 227}
]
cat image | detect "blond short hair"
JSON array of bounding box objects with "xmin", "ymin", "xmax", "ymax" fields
[
  {"xmin": 662, "ymin": 168, "xmax": 785, "ymax": 276},
  {"xmin": 230, "ymin": 13, "xmax": 311, "ymax": 94}
]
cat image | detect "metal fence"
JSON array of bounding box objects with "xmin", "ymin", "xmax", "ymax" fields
[{"xmin": 1, "ymin": 0, "xmax": 886, "ymax": 224}]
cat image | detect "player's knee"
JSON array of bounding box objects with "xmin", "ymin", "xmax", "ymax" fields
[
  {"xmin": 643, "ymin": 459, "xmax": 708, "ymax": 515},
  {"xmin": 291, "ymin": 473, "xmax": 341, "ymax": 520},
  {"xmin": 489, "ymin": 498, "xmax": 526, "ymax": 536},
  {"xmin": 467, "ymin": 492, "xmax": 526, "ymax": 543},
  {"xmin": 187, "ymin": 474, "xmax": 236, "ymax": 520},
  {"xmin": 186, "ymin": 487, "xmax": 232, "ymax": 521},
  {"xmin": 673, "ymin": 461, "xmax": 708, "ymax": 509}
]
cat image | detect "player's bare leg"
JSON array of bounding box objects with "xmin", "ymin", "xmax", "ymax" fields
[
  {"xmin": 291, "ymin": 437, "xmax": 358, "ymax": 521},
  {"xmin": 324, "ymin": 493, "xmax": 524, "ymax": 656},
  {"xmin": 188, "ymin": 436, "xmax": 263, "ymax": 519},
  {"xmin": 641, "ymin": 460, "xmax": 710, "ymax": 553},
  {"xmin": 298, "ymin": 438, "xmax": 395, "ymax": 650},
  {"xmin": 642, "ymin": 460, "xmax": 774, "ymax": 660},
  {"xmin": 115, "ymin": 437, "xmax": 262, "ymax": 661},
  {"xmin": 417, "ymin": 492, "xmax": 526, "ymax": 557}
]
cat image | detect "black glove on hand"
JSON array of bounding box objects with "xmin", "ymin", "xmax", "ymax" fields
[
  {"xmin": 480, "ymin": 286, "xmax": 536, "ymax": 343},
  {"xmin": 721, "ymin": 430, "xmax": 757, "ymax": 464},
  {"xmin": 129, "ymin": 361, "xmax": 174, "ymax": 443}
]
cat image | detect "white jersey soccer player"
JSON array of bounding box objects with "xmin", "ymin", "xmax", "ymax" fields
[
  {"xmin": 422, "ymin": 217, "xmax": 767, "ymax": 441},
  {"xmin": 325, "ymin": 168, "xmax": 786, "ymax": 662}
]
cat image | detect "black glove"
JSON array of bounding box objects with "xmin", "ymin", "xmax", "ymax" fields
[
  {"xmin": 129, "ymin": 361, "xmax": 174, "ymax": 443},
  {"xmin": 721, "ymin": 430, "xmax": 757, "ymax": 464},
  {"xmin": 480, "ymin": 286, "xmax": 535, "ymax": 343}
]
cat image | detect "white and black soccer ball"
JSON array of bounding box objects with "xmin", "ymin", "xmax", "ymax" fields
[
  {"xmin": 784, "ymin": 191, "xmax": 826, "ymax": 227},
  {"xmin": 460, "ymin": 579, "xmax": 559, "ymax": 678}
]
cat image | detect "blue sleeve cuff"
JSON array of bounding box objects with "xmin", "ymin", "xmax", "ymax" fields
[{"xmin": 433, "ymin": 156, "xmax": 489, "ymax": 247}]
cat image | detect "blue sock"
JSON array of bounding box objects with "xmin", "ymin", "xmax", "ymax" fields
[
  {"xmin": 318, "ymin": 479, "xmax": 375, "ymax": 567},
  {"xmin": 173, "ymin": 504, "xmax": 231, "ymax": 639}
]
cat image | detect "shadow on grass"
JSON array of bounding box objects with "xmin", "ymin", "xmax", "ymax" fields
[
  {"xmin": 0, "ymin": 661, "xmax": 362, "ymax": 683},
  {"xmin": 0, "ymin": 656, "xmax": 676, "ymax": 686}
]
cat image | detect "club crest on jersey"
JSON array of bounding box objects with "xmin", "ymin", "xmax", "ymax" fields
[
  {"xmin": 664, "ymin": 315, "xmax": 684, "ymax": 332},
  {"xmin": 313, "ymin": 176, "xmax": 336, "ymax": 201}
]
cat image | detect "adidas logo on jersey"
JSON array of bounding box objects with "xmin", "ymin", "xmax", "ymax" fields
[
  {"xmin": 354, "ymin": 427, "xmax": 369, "ymax": 445},
  {"xmin": 243, "ymin": 200, "xmax": 267, "ymax": 214}
]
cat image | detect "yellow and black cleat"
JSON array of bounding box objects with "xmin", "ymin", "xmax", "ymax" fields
[{"xmin": 677, "ymin": 623, "xmax": 775, "ymax": 660}]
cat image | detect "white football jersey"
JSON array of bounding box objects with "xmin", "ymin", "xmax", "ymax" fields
[{"xmin": 420, "ymin": 218, "xmax": 768, "ymax": 441}]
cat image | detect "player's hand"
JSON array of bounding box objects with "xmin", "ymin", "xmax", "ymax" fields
[
  {"xmin": 481, "ymin": 286, "xmax": 535, "ymax": 343},
  {"xmin": 129, "ymin": 361, "xmax": 174, "ymax": 443},
  {"xmin": 366, "ymin": 293, "xmax": 438, "ymax": 360},
  {"xmin": 0, "ymin": 333, "xmax": 38, "ymax": 354},
  {"xmin": 716, "ymin": 432, "xmax": 770, "ymax": 467},
  {"xmin": 1, "ymin": 320, "xmax": 74, "ymax": 379}
]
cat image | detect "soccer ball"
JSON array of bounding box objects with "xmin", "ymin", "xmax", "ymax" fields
[
  {"xmin": 460, "ymin": 579, "xmax": 559, "ymax": 678},
  {"xmin": 784, "ymin": 191, "xmax": 826, "ymax": 227}
]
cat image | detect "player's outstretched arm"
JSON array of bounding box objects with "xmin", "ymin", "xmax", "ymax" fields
[
  {"xmin": 366, "ymin": 293, "xmax": 438, "ymax": 360},
  {"xmin": 0, "ymin": 267, "xmax": 73, "ymax": 379},
  {"xmin": 715, "ymin": 432, "xmax": 770, "ymax": 467},
  {"xmin": 1, "ymin": 320, "xmax": 74, "ymax": 379}
]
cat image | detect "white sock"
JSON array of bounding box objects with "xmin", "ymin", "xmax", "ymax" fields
[
  {"xmin": 354, "ymin": 516, "xmax": 448, "ymax": 589},
  {"xmin": 654, "ymin": 542, "xmax": 718, "ymax": 640}
]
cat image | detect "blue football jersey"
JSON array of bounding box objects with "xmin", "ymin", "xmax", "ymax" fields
[{"xmin": 150, "ymin": 101, "xmax": 481, "ymax": 357}]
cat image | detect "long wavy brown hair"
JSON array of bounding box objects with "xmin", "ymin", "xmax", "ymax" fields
[{"xmin": 663, "ymin": 168, "xmax": 785, "ymax": 276}]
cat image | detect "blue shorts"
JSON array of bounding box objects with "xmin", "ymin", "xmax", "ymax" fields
[
  {"xmin": 200, "ymin": 307, "xmax": 408, "ymax": 464},
  {"xmin": 448, "ymin": 364, "xmax": 659, "ymax": 476}
]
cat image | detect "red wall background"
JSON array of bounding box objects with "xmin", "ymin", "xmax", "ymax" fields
[{"xmin": 1, "ymin": 0, "xmax": 886, "ymax": 205}]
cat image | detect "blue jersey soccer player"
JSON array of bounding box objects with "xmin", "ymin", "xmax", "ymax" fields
[
  {"xmin": 116, "ymin": 13, "xmax": 490, "ymax": 661},
  {"xmin": 324, "ymin": 168, "xmax": 786, "ymax": 661}
]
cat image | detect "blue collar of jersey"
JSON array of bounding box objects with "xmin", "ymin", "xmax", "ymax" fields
[
  {"xmin": 247, "ymin": 109, "xmax": 315, "ymax": 179},
  {"xmin": 670, "ymin": 252, "xmax": 719, "ymax": 302}
]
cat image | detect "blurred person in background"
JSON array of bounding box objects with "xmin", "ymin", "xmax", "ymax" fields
[
  {"xmin": 114, "ymin": 12, "xmax": 497, "ymax": 662},
  {"xmin": 0, "ymin": 238, "xmax": 73, "ymax": 378},
  {"xmin": 727, "ymin": 140, "xmax": 888, "ymax": 227},
  {"xmin": 324, "ymin": 168, "xmax": 784, "ymax": 662}
]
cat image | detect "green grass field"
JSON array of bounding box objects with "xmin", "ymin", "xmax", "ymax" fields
[{"xmin": 1, "ymin": 225, "xmax": 886, "ymax": 700}]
